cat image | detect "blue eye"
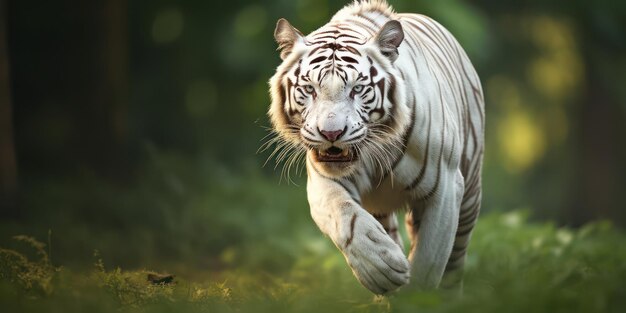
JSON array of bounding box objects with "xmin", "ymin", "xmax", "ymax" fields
[
  {"xmin": 352, "ymin": 85, "xmax": 364, "ymax": 93},
  {"xmin": 304, "ymin": 85, "xmax": 315, "ymax": 93}
]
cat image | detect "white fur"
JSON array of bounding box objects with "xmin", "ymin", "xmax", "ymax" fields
[{"xmin": 269, "ymin": 0, "xmax": 484, "ymax": 294}]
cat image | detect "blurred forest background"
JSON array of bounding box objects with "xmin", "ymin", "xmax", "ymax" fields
[{"xmin": 0, "ymin": 0, "xmax": 626, "ymax": 311}]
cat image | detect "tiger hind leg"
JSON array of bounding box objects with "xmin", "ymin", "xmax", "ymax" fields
[
  {"xmin": 373, "ymin": 212, "xmax": 404, "ymax": 250},
  {"xmin": 405, "ymin": 204, "xmax": 425, "ymax": 258},
  {"xmin": 441, "ymin": 190, "xmax": 481, "ymax": 290}
]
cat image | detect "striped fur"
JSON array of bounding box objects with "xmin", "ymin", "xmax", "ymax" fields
[{"xmin": 268, "ymin": 0, "xmax": 484, "ymax": 294}]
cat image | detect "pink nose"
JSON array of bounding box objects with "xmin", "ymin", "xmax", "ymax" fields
[{"xmin": 319, "ymin": 128, "xmax": 345, "ymax": 142}]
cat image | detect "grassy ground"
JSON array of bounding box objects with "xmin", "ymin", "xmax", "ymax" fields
[
  {"xmin": 1, "ymin": 156, "xmax": 624, "ymax": 312},
  {"xmin": 2, "ymin": 210, "xmax": 625, "ymax": 313}
]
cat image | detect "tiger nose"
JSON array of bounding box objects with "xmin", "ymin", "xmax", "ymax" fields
[{"xmin": 319, "ymin": 128, "xmax": 345, "ymax": 142}]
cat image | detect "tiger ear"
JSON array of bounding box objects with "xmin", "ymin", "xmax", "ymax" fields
[
  {"xmin": 375, "ymin": 20, "xmax": 404, "ymax": 62},
  {"xmin": 274, "ymin": 18, "xmax": 303, "ymax": 60}
]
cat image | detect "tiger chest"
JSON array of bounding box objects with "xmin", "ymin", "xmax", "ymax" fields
[{"xmin": 360, "ymin": 177, "xmax": 411, "ymax": 215}]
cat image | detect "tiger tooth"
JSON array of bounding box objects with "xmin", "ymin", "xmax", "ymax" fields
[{"xmin": 341, "ymin": 149, "xmax": 349, "ymax": 157}]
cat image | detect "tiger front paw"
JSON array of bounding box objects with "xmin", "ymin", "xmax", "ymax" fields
[{"xmin": 339, "ymin": 213, "xmax": 410, "ymax": 294}]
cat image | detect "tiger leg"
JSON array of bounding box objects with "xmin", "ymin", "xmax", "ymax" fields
[
  {"xmin": 373, "ymin": 213, "xmax": 404, "ymax": 250},
  {"xmin": 307, "ymin": 160, "xmax": 410, "ymax": 294},
  {"xmin": 441, "ymin": 189, "xmax": 481, "ymax": 289},
  {"xmin": 408, "ymin": 170, "xmax": 464, "ymax": 290},
  {"xmin": 405, "ymin": 204, "xmax": 426, "ymax": 259}
]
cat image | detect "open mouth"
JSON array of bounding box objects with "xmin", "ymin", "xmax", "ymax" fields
[{"xmin": 314, "ymin": 146, "xmax": 356, "ymax": 163}]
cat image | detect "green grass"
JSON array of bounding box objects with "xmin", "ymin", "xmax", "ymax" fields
[
  {"xmin": 2, "ymin": 211, "xmax": 625, "ymax": 313},
  {"xmin": 2, "ymin": 153, "xmax": 624, "ymax": 312}
]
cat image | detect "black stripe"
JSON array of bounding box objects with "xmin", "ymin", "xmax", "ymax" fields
[
  {"xmin": 309, "ymin": 56, "xmax": 327, "ymax": 64},
  {"xmin": 345, "ymin": 213, "xmax": 357, "ymax": 248},
  {"xmin": 341, "ymin": 56, "xmax": 359, "ymax": 63},
  {"xmin": 455, "ymin": 226, "xmax": 474, "ymax": 238},
  {"xmin": 405, "ymin": 104, "xmax": 432, "ymax": 190}
]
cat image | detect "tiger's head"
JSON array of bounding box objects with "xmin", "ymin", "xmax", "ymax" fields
[{"xmin": 268, "ymin": 18, "xmax": 410, "ymax": 179}]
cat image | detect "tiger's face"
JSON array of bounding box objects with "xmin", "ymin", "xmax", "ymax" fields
[{"xmin": 269, "ymin": 18, "xmax": 408, "ymax": 178}]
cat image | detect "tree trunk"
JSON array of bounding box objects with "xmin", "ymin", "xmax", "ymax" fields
[
  {"xmin": 0, "ymin": 0, "xmax": 19, "ymax": 218},
  {"xmin": 78, "ymin": 0, "xmax": 129, "ymax": 178},
  {"xmin": 100, "ymin": 0, "xmax": 129, "ymax": 146},
  {"xmin": 570, "ymin": 52, "xmax": 623, "ymax": 226}
]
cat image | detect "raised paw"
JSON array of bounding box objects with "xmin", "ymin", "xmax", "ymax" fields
[{"xmin": 339, "ymin": 213, "xmax": 410, "ymax": 294}]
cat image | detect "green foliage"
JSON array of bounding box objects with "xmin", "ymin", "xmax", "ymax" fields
[
  {"xmin": 392, "ymin": 212, "xmax": 626, "ymax": 313},
  {"xmin": 1, "ymin": 212, "xmax": 625, "ymax": 312},
  {"xmin": 0, "ymin": 235, "xmax": 58, "ymax": 296},
  {"xmin": 4, "ymin": 0, "xmax": 626, "ymax": 311},
  {"xmin": 92, "ymin": 251, "xmax": 175, "ymax": 308}
]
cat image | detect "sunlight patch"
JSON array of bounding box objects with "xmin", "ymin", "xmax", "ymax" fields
[{"xmin": 152, "ymin": 8, "xmax": 184, "ymax": 44}]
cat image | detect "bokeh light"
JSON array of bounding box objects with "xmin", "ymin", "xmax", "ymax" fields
[{"xmin": 152, "ymin": 8, "xmax": 184, "ymax": 44}]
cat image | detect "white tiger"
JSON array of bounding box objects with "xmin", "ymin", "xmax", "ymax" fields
[{"xmin": 268, "ymin": 0, "xmax": 484, "ymax": 294}]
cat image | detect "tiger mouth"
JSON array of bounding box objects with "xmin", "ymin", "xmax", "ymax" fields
[{"xmin": 313, "ymin": 146, "xmax": 356, "ymax": 163}]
